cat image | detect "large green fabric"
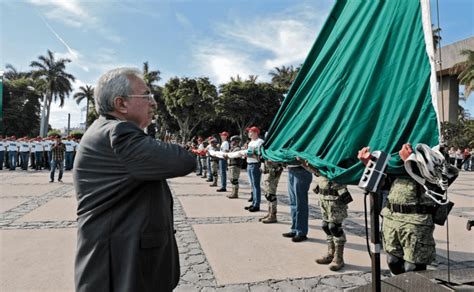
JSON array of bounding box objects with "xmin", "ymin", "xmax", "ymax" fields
[{"xmin": 261, "ymin": 0, "xmax": 439, "ymax": 185}]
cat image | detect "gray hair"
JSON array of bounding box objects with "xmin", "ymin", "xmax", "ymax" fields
[{"xmin": 94, "ymin": 67, "xmax": 143, "ymax": 115}]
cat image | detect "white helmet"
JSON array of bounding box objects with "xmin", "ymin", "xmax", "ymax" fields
[{"xmin": 404, "ymin": 143, "xmax": 458, "ymax": 203}]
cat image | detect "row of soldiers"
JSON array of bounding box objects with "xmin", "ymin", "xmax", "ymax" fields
[
  {"xmin": 190, "ymin": 128, "xmax": 349, "ymax": 270},
  {"xmin": 189, "ymin": 130, "xmax": 458, "ymax": 275},
  {"xmin": 0, "ymin": 135, "xmax": 79, "ymax": 171}
]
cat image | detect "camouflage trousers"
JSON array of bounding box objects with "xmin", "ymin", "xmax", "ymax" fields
[
  {"xmin": 229, "ymin": 166, "xmax": 240, "ymax": 192},
  {"xmin": 320, "ymin": 197, "xmax": 348, "ymax": 245},
  {"xmin": 263, "ymin": 164, "xmax": 282, "ymax": 207},
  {"xmin": 211, "ymin": 160, "xmax": 218, "ymax": 177},
  {"xmin": 320, "ymin": 197, "xmax": 348, "ymax": 223},
  {"xmin": 382, "ymin": 216, "xmax": 436, "ymax": 264}
]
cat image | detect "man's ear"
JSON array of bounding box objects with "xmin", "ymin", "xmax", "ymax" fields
[{"xmin": 113, "ymin": 96, "xmax": 128, "ymax": 114}]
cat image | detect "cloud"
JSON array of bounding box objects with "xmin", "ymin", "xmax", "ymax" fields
[
  {"xmin": 176, "ymin": 12, "xmax": 192, "ymax": 29},
  {"xmin": 28, "ymin": 0, "xmax": 122, "ymax": 44},
  {"xmin": 49, "ymin": 79, "xmax": 87, "ymax": 130},
  {"xmin": 192, "ymin": 2, "xmax": 330, "ymax": 84}
]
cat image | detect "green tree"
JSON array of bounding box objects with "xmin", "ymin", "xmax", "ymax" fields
[
  {"xmin": 73, "ymin": 85, "xmax": 94, "ymax": 129},
  {"xmin": 269, "ymin": 65, "xmax": 300, "ymax": 95},
  {"xmin": 48, "ymin": 129, "xmax": 61, "ymax": 137},
  {"xmin": 452, "ymin": 49, "xmax": 474, "ymax": 99},
  {"xmin": 2, "ymin": 78, "xmax": 42, "ymax": 136},
  {"xmin": 30, "ymin": 50, "xmax": 75, "ymax": 137},
  {"xmin": 217, "ymin": 76, "xmax": 283, "ymax": 138},
  {"xmin": 441, "ymin": 105, "xmax": 474, "ymax": 148},
  {"xmin": 163, "ymin": 77, "xmax": 217, "ymax": 142}
]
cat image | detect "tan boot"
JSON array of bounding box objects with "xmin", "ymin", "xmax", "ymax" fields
[
  {"xmin": 210, "ymin": 176, "xmax": 218, "ymax": 187},
  {"xmin": 227, "ymin": 187, "xmax": 239, "ymax": 198},
  {"xmin": 315, "ymin": 242, "xmax": 335, "ymax": 265},
  {"xmin": 329, "ymin": 245, "xmax": 345, "ymax": 271},
  {"xmin": 259, "ymin": 205, "xmax": 270, "ymax": 221},
  {"xmin": 262, "ymin": 204, "xmax": 277, "ymax": 224}
]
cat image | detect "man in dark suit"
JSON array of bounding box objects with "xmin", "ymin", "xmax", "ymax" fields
[{"xmin": 73, "ymin": 68, "xmax": 195, "ymax": 292}]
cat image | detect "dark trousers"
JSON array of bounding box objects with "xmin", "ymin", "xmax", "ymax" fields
[
  {"xmin": 288, "ymin": 167, "xmax": 312, "ymax": 236},
  {"xmin": 247, "ymin": 162, "xmax": 262, "ymax": 208},
  {"xmin": 35, "ymin": 152, "xmax": 43, "ymax": 170},
  {"xmin": 219, "ymin": 159, "xmax": 228, "ymax": 189},
  {"xmin": 20, "ymin": 152, "xmax": 29, "ymax": 170}
]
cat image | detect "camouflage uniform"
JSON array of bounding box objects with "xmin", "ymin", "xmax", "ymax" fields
[
  {"xmin": 227, "ymin": 137, "xmax": 242, "ymax": 198},
  {"xmin": 314, "ymin": 175, "xmax": 351, "ymax": 271},
  {"xmin": 259, "ymin": 160, "xmax": 284, "ymax": 223},
  {"xmin": 381, "ymin": 178, "xmax": 436, "ymax": 272},
  {"xmin": 209, "ymin": 141, "xmax": 219, "ymax": 187}
]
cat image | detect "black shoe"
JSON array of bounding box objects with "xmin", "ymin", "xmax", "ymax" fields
[
  {"xmin": 196, "ymin": 173, "xmax": 202, "ymax": 176},
  {"xmin": 49, "ymin": 179, "xmax": 54, "ymax": 183},
  {"xmin": 206, "ymin": 179, "xmax": 213, "ymax": 182},
  {"xmin": 216, "ymin": 188, "xmax": 227, "ymax": 192},
  {"xmin": 247, "ymin": 196, "xmax": 253, "ymax": 202},
  {"xmin": 292, "ymin": 235, "xmax": 308, "ymax": 242},
  {"xmin": 244, "ymin": 205, "xmax": 253, "ymax": 210},
  {"xmin": 248, "ymin": 206, "xmax": 260, "ymax": 212},
  {"xmin": 282, "ymin": 232, "xmax": 296, "ymax": 238},
  {"xmin": 58, "ymin": 179, "xmax": 63, "ymax": 183}
]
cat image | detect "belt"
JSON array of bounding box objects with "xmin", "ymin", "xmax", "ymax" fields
[
  {"xmin": 320, "ymin": 189, "xmax": 338, "ymax": 196},
  {"xmin": 386, "ymin": 202, "xmax": 435, "ymax": 214},
  {"xmin": 248, "ymin": 162, "xmax": 260, "ymax": 165}
]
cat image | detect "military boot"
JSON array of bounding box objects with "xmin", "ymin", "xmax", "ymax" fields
[
  {"xmin": 262, "ymin": 204, "xmax": 277, "ymax": 223},
  {"xmin": 329, "ymin": 245, "xmax": 345, "ymax": 271},
  {"xmin": 315, "ymin": 242, "xmax": 335, "ymax": 265},
  {"xmin": 210, "ymin": 176, "xmax": 218, "ymax": 187},
  {"xmin": 227, "ymin": 187, "xmax": 239, "ymax": 199},
  {"xmin": 259, "ymin": 205, "xmax": 270, "ymax": 221}
]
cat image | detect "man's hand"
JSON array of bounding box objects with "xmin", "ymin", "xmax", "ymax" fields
[
  {"xmin": 399, "ymin": 143, "xmax": 413, "ymax": 161},
  {"xmin": 296, "ymin": 157, "xmax": 309, "ymax": 168},
  {"xmin": 357, "ymin": 146, "xmax": 371, "ymax": 166}
]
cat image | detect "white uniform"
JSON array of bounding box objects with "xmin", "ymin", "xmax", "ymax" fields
[{"xmin": 246, "ymin": 138, "xmax": 264, "ymax": 163}]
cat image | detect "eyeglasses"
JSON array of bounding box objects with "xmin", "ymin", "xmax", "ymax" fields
[{"xmin": 123, "ymin": 93, "xmax": 155, "ymax": 102}]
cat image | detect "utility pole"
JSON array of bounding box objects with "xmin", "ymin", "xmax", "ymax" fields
[{"xmin": 67, "ymin": 113, "xmax": 71, "ymax": 136}]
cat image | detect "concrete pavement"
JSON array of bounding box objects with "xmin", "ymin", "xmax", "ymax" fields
[{"xmin": 1, "ymin": 168, "xmax": 473, "ymax": 291}]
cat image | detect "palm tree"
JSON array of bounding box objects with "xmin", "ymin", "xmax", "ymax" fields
[
  {"xmin": 142, "ymin": 61, "xmax": 161, "ymax": 88},
  {"xmin": 4, "ymin": 64, "xmax": 31, "ymax": 80},
  {"xmin": 452, "ymin": 49, "xmax": 474, "ymax": 99},
  {"xmin": 30, "ymin": 50, "xmax": 75, "ymax": 136},
  {"xmin": 142, "ymin": 62, "xmax": 162, "ymax": 137},
  {"xmin": 269, "ymin": 65, "xmax": 300, "ymax": 93},
  {"xmin": 73, "ymin": 85, "xmax": 94, "ymax": 129}
]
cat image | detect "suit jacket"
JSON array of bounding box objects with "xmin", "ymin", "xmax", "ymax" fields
[{"xmin": 73, "ymin": 116, "xmax": 195, "ymax": 292}]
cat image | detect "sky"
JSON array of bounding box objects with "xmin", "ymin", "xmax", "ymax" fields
[{"xmin": 1, "ymin": 0, "xmax": 473, "ymax": 130}]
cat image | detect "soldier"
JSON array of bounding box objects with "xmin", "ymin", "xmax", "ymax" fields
[
  {"xmin": 299, "ymin": 158, "xmax": 352, "ymax": 270},
  {"xmin": 357, "ymin": 144, "xmax": 455, "ymax": 275},
  {"xmin": 314, "ymin": 175, "xmax": 351, "ymax": 271},
  {"xmin": 19, "ymin": 137, "xmax": 31, "ymax": 171},
  {"xmin": 195, "ymin": 136, "xmax": 204, "ymax": 176},
  {"xmin": 7, "ymin": 136, "xmax": 18, "ymax": 171},
  {"xmin": 259, "ymin": 160, "xmax": 284, "ymax": 223},
  {"xmin": 208, "ymin": 138, "xmax": 219, "ymax": 187},
  {"xmin": 217, "ymin": 131, "xmax": 230, "ymax": 192},
  {"xmin": 205, "ymin": 137, "xmax": 214, "ymax": 182},
  {"xmin": 224, "ymin": 135, "xmax": 243, "ymax": 198},
  {"xmin": 34, "ymin": 137, "xmax": 44, "ymax": 170}
]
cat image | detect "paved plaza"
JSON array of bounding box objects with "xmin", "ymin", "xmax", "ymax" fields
[{"xmin": 1, "ymin": 168, "xmax": 473, "ymax": 291}]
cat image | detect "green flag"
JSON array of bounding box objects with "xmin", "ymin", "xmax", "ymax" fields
[{"xmin": 261, "ymin": 0, "xmax": 440, "ymax": 185}]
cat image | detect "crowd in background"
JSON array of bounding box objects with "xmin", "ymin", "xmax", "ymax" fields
[
  {"xmin": 0, "ymin": 135, "xmax": 79, "ymax": 175},
  {"xmin": 447, "ymin": 146, "xmax": 473, "ymax": 171}
]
